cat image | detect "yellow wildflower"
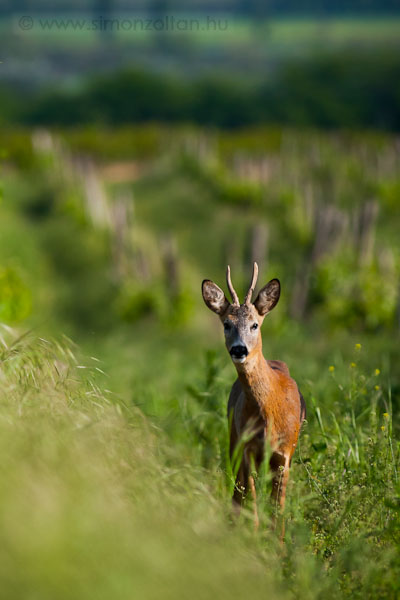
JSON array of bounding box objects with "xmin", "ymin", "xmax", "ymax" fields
[
  {"xmin": 350, "ymin": 362, "xmax": 356, "ymax": 369},
  {"xmin": 374, "ymin": 368, "xmax": 380, "ymax": 376},
  {"xmin": 355, "ymin": 343, "xmax": 361, "ymax": 351},
  {"xmin": 383, "ymin": 412, "xmax": 389, "ymax": 418},
  {"xmin": 381, "ymin": 426, "xmax": 385, "ymax": 431},
  {"xmin": 375, "ymin": 385, "xmax": 380, "ymax": 391},
  {"xmin": 329, "ymin": 365, "xmax": 335, "ymax": 372}
]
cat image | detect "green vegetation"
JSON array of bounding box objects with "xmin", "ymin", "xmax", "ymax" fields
[
  {"xmin": 2, "ymin": 50, "xmax": 397, "ymax": 130},
  {"xmin": 0, "ymin": 123, "xmax": 399, "ymax": 597},
  {"xmin": 0, "ymin": 306, "xmax": 398, "ymax": 598}
]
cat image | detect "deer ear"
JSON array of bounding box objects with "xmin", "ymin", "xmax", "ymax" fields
[
  {"xmin": 202, "ymin": 280, "xmax": 230, "ymax": 315},
  {"xmin": 254, "ymin": 279, "xmax": 280, "ymax": 316}
]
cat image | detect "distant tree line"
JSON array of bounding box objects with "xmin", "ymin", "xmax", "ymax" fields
[{"xmin": 1, "ymin": 51, "xmax": 399, "ymax": 131}]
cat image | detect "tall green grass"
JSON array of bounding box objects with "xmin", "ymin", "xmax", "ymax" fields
[
  {"xmin": 0, "ymin": 328, "xmax": 282, "ymax": 599},
  {"xmin": 0, "ymin": 328, "xmax": 398, "ymax": 599}
]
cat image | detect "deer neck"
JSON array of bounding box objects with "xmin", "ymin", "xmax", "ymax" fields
[{"xmin": 235, "ymin": 342, "xmax": 273, "ymax": 414}]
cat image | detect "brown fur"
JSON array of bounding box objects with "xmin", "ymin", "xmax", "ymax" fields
[{"xmin": 228, "ymin": 351, "xmax": 304, "ymax": 517}]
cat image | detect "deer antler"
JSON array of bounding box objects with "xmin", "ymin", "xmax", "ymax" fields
[
  {"xmin": 244, "ymin": 262, "xmax": 259, "ymax": 305},
  {"xmin": 226, "ymin": 265, "xmax": 240, "ymax": 306}
]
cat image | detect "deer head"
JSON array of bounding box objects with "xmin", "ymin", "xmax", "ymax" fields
[{"xmin": 202, "ymin": 263, "xmax": 280, "ymax": 366}]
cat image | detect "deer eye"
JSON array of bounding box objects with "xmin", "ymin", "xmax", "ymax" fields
[
  {"xmin": 224, "ymin": 321, "xmax": 231, "ymax": 331},
  {"xmin": 251, "ymin": 323, "xmax": 258, "ymax": 331}
]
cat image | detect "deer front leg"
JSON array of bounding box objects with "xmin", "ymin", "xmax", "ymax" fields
[
  {"xmin": 269, "ymin": 452, "xmax": 290, "ymax": 540},
  {"xmin": 245, "ymin": 449, "xmax": 259, "ymax": 530},
  {"xmin": 269, "ymin": 452, "xmax": 291, "ymax": 509},
  {"xmin": 230, "ymin": 419, "xmax": 246, "ymax": 517},
  {"xmin": 248, "ymin": 472, "xmax": 259, "ymax": 530},
  {"xmin": 232, "ymin": 458, "xmax": 259, "ymax": 531},
  {"xmin": 232, "ymin": 463, "xmax": 247, "ymax": 517}
]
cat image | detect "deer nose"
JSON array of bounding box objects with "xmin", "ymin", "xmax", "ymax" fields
[{"xmin": 230, "ymin": 345, "xmax": 248, "ymax": 359}]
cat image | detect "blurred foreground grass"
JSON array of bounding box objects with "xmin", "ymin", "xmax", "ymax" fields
[{"xmin": 0, "ymin": 330, "xmax": 278, "ymax": 600}]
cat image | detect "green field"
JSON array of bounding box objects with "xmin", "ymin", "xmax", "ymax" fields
[{"xmin": 0, "ymin": 124, "xmax": 399, "ymax": 598}]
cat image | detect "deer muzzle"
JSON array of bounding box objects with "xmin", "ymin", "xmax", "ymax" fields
[{"xmin": 230, "ymin": 344, "xmax": 248, "ymax": 362}]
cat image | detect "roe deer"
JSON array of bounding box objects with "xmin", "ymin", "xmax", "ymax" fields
[{"xmin": 202, "ymin": 263, "xmax": 306, "ymax": 529}]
